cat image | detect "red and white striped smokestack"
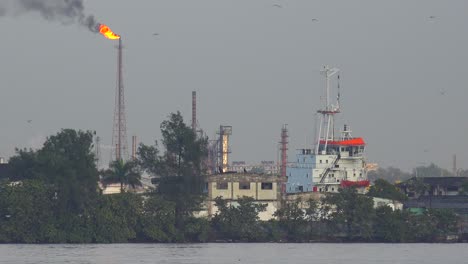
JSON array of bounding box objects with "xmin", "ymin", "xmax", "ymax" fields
[{"xmin": 192, "ymin": 91, "xmax": 197, "ymax": 133}]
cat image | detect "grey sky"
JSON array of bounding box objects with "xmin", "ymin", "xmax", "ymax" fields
[{"xmin": 1, "ymin": 0, "xmax": 467, "ymax": 171}]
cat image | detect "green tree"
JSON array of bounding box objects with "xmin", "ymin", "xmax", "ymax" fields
[
  {"xmin": 211, "ymin": 196, "xmax": 267, "ymax": 241},
  {"xmin": 405, "ymin": 177, "xmax": 429, "ymax": 196},
  {"xmin": 367, "ymin": 179, "xmax": 407, "ymax": 201},
  {"xmin": 274, "ymin": 198, "xmax": 319, "ymax": 241},
  {"xmin": 139, "ymin": 112, "xmax": 208, "ymax": 235},
  {"xmin": 373, "ymin": 206, "xmax": 409, "ymax": 242},
  {"xmin": 7, "ymin": 129, "xmax": 100, "ymax": 242},
  {"xmin": 322, "ymin": 187, "xmax": 375, "ymax": 240},
  {"xmin": 368, "ymin": 167, "xmax": 412, "ymax": 183},
  {"xmin": 136, "ymin": 142, "xmax": 162, "ymax": 176},
  {"xmin": 0, "ymin": 180, "xmax": 57, "ymax": 243},
  {"xmin": 91, "ymin": 193, "xmax": 142, "ymax": 243},
  {"xmin": 406, "ymin": 212, "xmax": 438, "ymax": 242},
  {"xmin": 459, "ymin": 180, "xmax": 468, "ymax": 195},
  {"xmin": 101, "ymin": 159, "xmax": 142, "ymax": 192},
  {"xmin": 137, "ymin": 193, "xmax": 178, "ymax": 242},
  {"xmin": 428, "ymin": 209, "xmax": 459, "ymax": 237},
  {"xmin": 6, "ymin": 149, "xmax": 39, "ymax": 181},
  {"xmin": 160, "ymin": 111, "xmax": 208, "ymax": 177}
]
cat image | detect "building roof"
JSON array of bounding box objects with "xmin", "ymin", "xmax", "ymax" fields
[
  {"xmin": 399, "ymin": 176, "xmax": 468, "ymax": 188},
  {"xmin": 205, "ymin": 173, "xmax": 282, "ymax": 183},
  {"xmin": 421, "ymin": 177, "xmax": 468, "ymax": 186},
  {"xmin": 319, "ymin": 137, "xmax": 365, "ymax": 146}
]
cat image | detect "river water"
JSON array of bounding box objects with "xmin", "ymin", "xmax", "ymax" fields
[{"xmin": 0, "ymin": 243, "xmax": 467, "ymax": 264}]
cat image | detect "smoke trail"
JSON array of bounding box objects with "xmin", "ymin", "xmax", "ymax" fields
[{"xmin": 0, "ymin": 0, "xmax": 100, "ymax": 32}]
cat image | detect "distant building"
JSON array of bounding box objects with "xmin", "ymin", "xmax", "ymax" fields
[
  {"xmin": 398, "ymin": 177, "xmax": 468, "ymax": 198},
  {"xmin": 100, "ymin": 183, "xmax": 122, "ymax": 195},
  {"xmin": 398, "ymin": 176, "xmax": 468, "ymax": 233},
  {"xmin": 204, "ymin": 173, "xmax": 284, "ymax": 220}
]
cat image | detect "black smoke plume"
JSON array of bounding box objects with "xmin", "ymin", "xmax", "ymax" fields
[{"xmin": 0, "ymin": 0, "xmax": 100, "ymax": 32}]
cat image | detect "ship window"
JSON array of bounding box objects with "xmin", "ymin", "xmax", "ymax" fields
[
  {"xmin": 239, "ymin": 182, "xmax": 250, "ymax": 190},
  {"xmin": 261, "ymin": 182, "xmax": 273, "ymax": 190},
  {"xmin": 306, "ymin": 173, "xmax": 308, "ymax": 178},
  {"xmin": 298, "ymin": 186, "xmax": 303, "ymax": 192},
  {"xmin": 335, "ymin": 164, "xmax": 339, "ymax": 168},
  {"xmin": 326, "ymin": 160, "xmax": 328, "ymax": 164},
  {"xmin": 320, "ymin": 160, "xmax": 322, "ymax": 164},
  {"xmin": 332, "ymin": 188, "xmax": 335, "ymax": 191},
  {"xmin": 216, "ymin": 182, "xmax": 228, "ymax": 190}
]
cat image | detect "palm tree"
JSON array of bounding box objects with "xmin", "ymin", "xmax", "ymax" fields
[{"xmin": 101, "ymin": 159, "xmax": 142, "ymax": 192}]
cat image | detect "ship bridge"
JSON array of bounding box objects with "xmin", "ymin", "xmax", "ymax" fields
[{"xmin": 318, "ymin": 137, "xmax": 365, "ymax": 158}]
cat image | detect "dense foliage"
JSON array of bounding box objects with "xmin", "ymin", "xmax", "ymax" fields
[
  {"xmin": 367, "ymin": 179, "xmax": 407, "ymax": 201},
  {"xmin": 368, "ymin": 163, "xmax": 452, "ymax": 184},
  {"xmin": 0, "ymin": 117, "xmax": 462, "ymax": 243}
]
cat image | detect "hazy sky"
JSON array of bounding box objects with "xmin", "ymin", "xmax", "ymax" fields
[{"xmin": 1, "ymin": 0, "xmax": 467, "ymax": 171}]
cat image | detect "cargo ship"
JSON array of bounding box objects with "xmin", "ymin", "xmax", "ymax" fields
[{"xmin": 286, "ymin": 66, "xmax": 369, "ymax": 193}]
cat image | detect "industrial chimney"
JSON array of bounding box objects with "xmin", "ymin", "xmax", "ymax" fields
[{"xmin": 192, "ymin": 91, "xmax": 197, "ymax": 133}]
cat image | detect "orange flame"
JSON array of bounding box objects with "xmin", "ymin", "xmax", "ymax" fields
[{"xmin": 99, "ymin": 24, "xmax": 120, "ymax": 40}]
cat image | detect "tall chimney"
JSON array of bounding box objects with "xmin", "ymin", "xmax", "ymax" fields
[
  {"xmin": 132, "ymin": 135, "xmax": 137, "ymax": 160},
  {"xmin": 192, "ymin": 91, "xmax": 197, "ymax": 133},
  {"xmin": 453, "ymin": 154, "xmax": 457, "ymax": 176},
  {"xmin": 280, "ymin": 124, "xmax": 288, "ymax": 178}
]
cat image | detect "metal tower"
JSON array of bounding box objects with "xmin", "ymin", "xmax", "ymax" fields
[
  {"xmin": 192, "ymin": 91, "xmax": 197, "ymax": 133},
  {"xmin": 453, "ymin": 154, "xmax": 457, "ymax": 176},
  {"xmin": 111, "ymin": 39, "xmax": 128, "ymax": 161},
  {"xmin": 218, "ymin": 125, "xmax": 232, "ymax": 173},
  {"xmin": 315, "ymin": 66, "xmax": 340, "ymax": 154},
  {"xmin": 207, "ymin": 139, "xmax": 219, "ymax": 174},
  {"xmin": 131, "ymin": 135, "xmax": 137, "ymax": 160},
  {"xmin": 95, "ymin": 136, "xmax": 101, "ymax": 169},
  {"xmin": 280, "ymin": 124, "xmax": 288, "ymax": 178}
]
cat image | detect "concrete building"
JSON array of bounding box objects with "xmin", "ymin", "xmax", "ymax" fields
[
  {"xmin": 205, "ymin": 173, "xmax": 283, "ymax": 220},
  {"xmin": 398, "ymin": 177, "xmax": 468, "ymax": 212}
]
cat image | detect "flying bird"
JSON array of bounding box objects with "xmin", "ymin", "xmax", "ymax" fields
[
  {"xmin": 429, "ymin": 15, "xmax": 436, "ymax": 19},
  {"xmin": 273, "ymin": 4, "xmax": 282, "ymax": 8},
  {"xmin": 311, "ymin": 18, "xmax": 319, "ymax": 22},
  {"xmin": 27, "ymin": 120, "xmax": 32, "ymax": 123},
  {"xmin": 153, "ymin": 33, "xmax": 159, "ymax": 36},
  {"xmin": 439, "ymin": 89, "xmax": 447, "ymax": 95}
]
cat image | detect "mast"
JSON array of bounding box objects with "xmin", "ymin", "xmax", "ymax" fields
[{"xmin": 316, "ymin": 66, "xmax": 340, "ymax": 154}]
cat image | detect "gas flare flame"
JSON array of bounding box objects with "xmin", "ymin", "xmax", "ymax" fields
[{"xmin": 99, "ymin": 24, "xmax": 120, "ymax": 40}]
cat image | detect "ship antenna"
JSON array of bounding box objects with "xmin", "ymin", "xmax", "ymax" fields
[
  {"xmin": 316, "ymin": 66, "xmax": 340, "ymax": 154},
  {"xmin": 337, "ymin": 74, "xmax": 341, "ymax": 109}
]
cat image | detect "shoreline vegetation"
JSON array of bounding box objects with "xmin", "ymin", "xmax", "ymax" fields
[{"xmin": 0, "ymin": 112, "xmax": 463, "ymax": 243}]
